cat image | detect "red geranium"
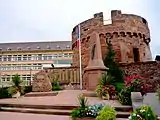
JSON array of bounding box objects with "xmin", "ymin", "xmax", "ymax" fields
[{"xmin": 124, "ymin": 74, "xmax": 153, "ymax": 96}]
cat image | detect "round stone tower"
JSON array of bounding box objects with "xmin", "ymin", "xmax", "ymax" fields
[{"xmin": 72, "ymin": 10, "xmax": 152, "ymax": 68}]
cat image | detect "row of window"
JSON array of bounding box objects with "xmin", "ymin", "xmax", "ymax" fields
[
  {"xmin": 0, "ymin": 64, "xmax": 42, "ymax": 70},
  {"xmin": 0, "ymin": 53, "xmax": 72, "ymax": 62},
  {"xmin": 1, "ymin": 74, "xmax": 34, "ymax": 82}
]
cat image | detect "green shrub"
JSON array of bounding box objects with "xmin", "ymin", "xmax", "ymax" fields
[
  {"xmin": 71, "ymin": 95, "xmax": 88, "ymax": 119},
  {"xmin": 118, "ymin": 88, "xmax": 132, "ymax": 105},
  {"xmin": 100, "ymin": 73, "xmax": 114, "ymax": 86},
  {"xmin": 0, "ymin": 87, "xmax": 11, "ymax": 99},
  {"xmin": 22, "ymin": 86, "xmax": 32, "ymax": 95},
  {"xmin": 71, "ymin": 107, "xmax": 88, "ymax": 119},
  {"xmin": 129, "ymin": 105, "xmax": 157, "ymax": 120},
  {"xmin": 157, "ymin": 86, "xmax": 160, "ymax": 102},
  {"xmin": 113, "ymin": 82, "xmax": 124, "ymax": 93},
  {"xmin": 96, "ymin": 106, "xmax": 117, "ymax": 120},
  {"xmin": 96, "ymin": 73, "xmax": 116, "ymax": 99},
  {"xmin": 7, "ymin": 74, "xmax": 24, "ymax": 96},
  {"xmin": 104, "ymin": 38, "xmax": 124, "ymax": 83},
  {"xmin": 52, "ymin": 78, "xmax": 62, "ymax": 91}
]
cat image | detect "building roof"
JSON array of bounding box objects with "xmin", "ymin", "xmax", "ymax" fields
[{"xmin": 0, "ymin": 41, "xmax": 72, "ymax": 51}]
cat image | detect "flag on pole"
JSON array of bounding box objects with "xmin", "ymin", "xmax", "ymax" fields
[
  {"xmin": 75, "ymin": 24, "xmax": 81, "ymax": 47},
  {"xmin": 76, "ymin": 24, "xmax": 83, "ymax": 90}
]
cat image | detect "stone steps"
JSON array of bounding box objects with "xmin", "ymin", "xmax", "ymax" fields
[
  {"xmin": 24, "ymin": 92, "xmax": 58, "ymax": 97},
  {"xmin": 0, "ymin": 107, "xmax": 71, "ymax": 115},
  {"xmin": 0, "ymin": 103, "xmax": 77, "ymax": 110},
  {"xmin": 0, "ymin": 103, "xmax": 132, "ymax": 119}
]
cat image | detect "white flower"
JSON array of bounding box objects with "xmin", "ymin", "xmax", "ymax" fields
[
  {"xmin": 133, "ymin": 113, "xmax": 136, "ymax": 116},
  {"xmin": 128, "ymin": 116, "xmax": 132, "ymax": 119}
]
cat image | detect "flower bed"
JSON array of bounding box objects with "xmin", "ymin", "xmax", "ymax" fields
[
  {"xmin": 71, "ymin": 95, "xmax": 117, "ymax": 120},
  {"xmin": 128, "ymin": 105, "xmax": 158, "ymax": 120},
  {"xmin": 95, "ymin": 73, "xmax": 117, "ymax": 100},
  {"xmin": 118, "ymin": 74, "xmax": 153, "ymax": 105}
]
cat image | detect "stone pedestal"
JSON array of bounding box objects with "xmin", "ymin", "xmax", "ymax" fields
[
  {"xmin": 84, "ymin": 68, "xmax": 107, "ymax": 91},
  {"xmin": 84, "ymin": 32, "xmax": 108, "ymax": 91}
]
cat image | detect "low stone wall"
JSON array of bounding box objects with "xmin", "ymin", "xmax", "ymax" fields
[
  {"xmin": 32, "ymin": 67, "xmax": 81, "ymax": 91},
  {"xmin": 33, "ymin": 61, "xmax": 160, "ymax": 91},
  {"xmin": 44, "ymin": 67, "xmax": 80, "ymax": 84},
  {"xmin": 120, "ymin": 61, "xmax": 160, "ymax": 90}
]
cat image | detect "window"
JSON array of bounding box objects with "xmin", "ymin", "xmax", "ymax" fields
[
  {"xmin": 18, "ymin": 55, "xmax": 22, "ymax": 61},
  {"xmin": 57, "ymin": 54, "xmax": 63, "ymax": 58},
  {"xmin": 3, "ymin": 55, "xmax": 7, "ymax": 61},
  {"xmin": 17, "ymin": 47, "xmax": 21, "ymax": 50},
  {"xmin": 43, "ymin": 55, "xmax": 47, "ymax": 60},
  {"xmin": 13, "ymin": 55, "xmax": 17, "ymax": 61},
  {"xmin": 55, "ymin": 60, "xmax": 72, "ymax": 64},
  {"xmin": 52, "ymin": 54, "xmax": 57, "ymax": 58},
  {"xmin": 38, "ymin": 54, "xmax": 42, "ymax": 60},
  {"xmin": 28, "ymin": 55, "xmax": 31, "ymax": 60},
  {"xmin": 6, "ymin": 76, "xmax": 10, "ymax": 81},
  {"xmin": 133, "ymin": 48, "xmax": 140, "ymax": 62},
  {"xmin": 2, "ymin": 77, "xmax": 5, "ymax": 81},
  {"xmin": 69, "ymin": 53, "xmax": 72, "ymax": 57},
  {"xmin": 32, "ymin": 55, "xmax": 37, "ymax": 60},
  {"xmin": 23, "ymin": 55, "xmax": 27, "ymax": 60},
  {"xmin": 64, "ymin": 53, "xmax": 69, "ymax": 57},
  {"xmin": 47, "ymin": 46, "xmax": 50, "ymax": 49},
  {"xmin": 47, "ymin": 55, "xmax": 52, "ymax": 60},
  {"xmin": 8, "ymin": 55, "xmax": 12, "ymax": 61},
  {"xmin": 37, "ymin": 46, "xmax": 40, "ymax": 49},
  {"xmin": 27, "ymin": 76, "xmax": 31, "ymax": 81}
]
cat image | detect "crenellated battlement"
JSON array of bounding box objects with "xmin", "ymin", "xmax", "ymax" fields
[{"xmin": 72, "ymin": 10, "xmax": 152, "ymax": 67}]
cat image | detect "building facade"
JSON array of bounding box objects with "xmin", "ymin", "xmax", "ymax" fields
[
  {"xmin": 0, "ymin": 41, "xmax": 72, "ymax": 87},
  {"xmin": 72, "ymin": 10, "xmax": 152, "ymax": 67}
]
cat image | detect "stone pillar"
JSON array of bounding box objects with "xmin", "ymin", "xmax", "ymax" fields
[{"xmin": 84, "ymin": 32, "xmax": 108, "ymax": 91}]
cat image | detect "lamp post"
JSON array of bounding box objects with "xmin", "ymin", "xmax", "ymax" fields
[
  {"xmin": 30, "ymin": 68, "xmax": 32, "ymax": 86},
  {"xmin": 0, "ymin": 49, "xmax": 2, "ymax": 88}
]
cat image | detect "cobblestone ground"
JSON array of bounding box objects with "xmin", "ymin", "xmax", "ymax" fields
[{"xmin": 0, "ymin": 112, "xmax": 70, "ymax": 120}]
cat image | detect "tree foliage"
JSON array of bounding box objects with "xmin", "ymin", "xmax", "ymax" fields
[{"xmin": 104, "ymin": 38, "xmax": 124, "ymax": 83}]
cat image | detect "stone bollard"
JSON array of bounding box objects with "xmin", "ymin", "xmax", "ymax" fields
[{"xmin": 131, "ymin": 92, "xmax": 143, "ymax": 110}]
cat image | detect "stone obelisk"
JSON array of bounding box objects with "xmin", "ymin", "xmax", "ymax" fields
[{"xmin": 84, "ymin": 32, "xmax": 108, "ymax": 90}]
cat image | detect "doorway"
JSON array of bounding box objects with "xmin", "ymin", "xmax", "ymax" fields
[{"xmin": 133, "ymin": 48, "xmax": 140, "ymax": 62}]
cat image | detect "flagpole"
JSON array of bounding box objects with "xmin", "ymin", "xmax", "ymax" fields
[{"xmin": 78, "ymin": 24, "xmax": 83, "ymax": 90}]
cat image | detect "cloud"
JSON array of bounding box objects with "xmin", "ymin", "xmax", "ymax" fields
[{"xmin": 0, "ymin": 0, "xmax": 159, "ymax": 58}]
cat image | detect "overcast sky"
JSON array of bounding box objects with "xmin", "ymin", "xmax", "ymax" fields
[{"xmin": 0, "ymin": 0, "xmax": 159, "ymax": 59}]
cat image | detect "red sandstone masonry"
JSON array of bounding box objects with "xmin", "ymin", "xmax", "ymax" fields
[
  {"xmin": 72, "ymin": 10, "xmax": 152, "ymax": 68},
  {"xmin": 120, "ymin": 61, "xmax": 160, "ymax": 91}
]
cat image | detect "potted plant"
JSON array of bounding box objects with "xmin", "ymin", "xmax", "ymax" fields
[
  {"xmin": 118, "ymin": 74, "xmax": 153, "ymax": 105},
  {"xmin": 95, "ymin": 106, "xmax": 117, "ymax": 120},
  {"xmin": 71, "ymin": 95, "xmax": 90, "ymax": 120},
  {"xmin": 71, "ymin": 95, "xmax": 105, "ymax": 120},
  {"xmin": 7, "ymin": 74, "xmax": 24, "ymax": 98},
  {"xmin": 95, "ymin": 73, "xmax": 116, "ymax": 100},
  {"xmin": 128, "ymin": 105, "xmax": 158, "ymax": 120}
]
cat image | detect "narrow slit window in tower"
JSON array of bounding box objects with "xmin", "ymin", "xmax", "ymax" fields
[{"xmin": 133, "ymin": 48, "xmax": 140, "ymax": 62}]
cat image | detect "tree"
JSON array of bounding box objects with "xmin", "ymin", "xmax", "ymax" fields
[
  {"xmin": 104, "ymin": 38, "xmax": 124, "ymax": 83},
  {"xmin": 8, "ymin": 74, "xmax": 24, "ymax": 96}
]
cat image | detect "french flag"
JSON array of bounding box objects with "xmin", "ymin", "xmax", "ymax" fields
[
  {"xmin": 75, "ymin": 24, "xmax": 83, "ymax": 90},
  {"xmin": 76, "ymin": 24, "xmax": 81, "ymax": 47}
]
